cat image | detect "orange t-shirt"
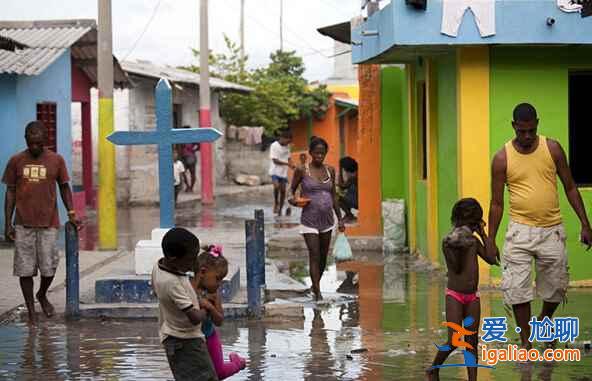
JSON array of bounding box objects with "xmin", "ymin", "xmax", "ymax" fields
[{"xmin": 2, "ymin": 149, "xmax": 70, "ymax": 228}]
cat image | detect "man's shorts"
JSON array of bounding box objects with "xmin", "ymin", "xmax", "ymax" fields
[
  {"xmin": 271, "ymin": 175, "xmax": 288, "ymax": 184},
  {"xmin": 163, "ymin": 336, "xmax": 218, "ymax": 381},
  {"xmin": 14, "ymin": 226, "xmax": 59, "ymax": 277},
  {"xmin": 501, "ymin": 221, "xmax": 569, "ymax": 306}
]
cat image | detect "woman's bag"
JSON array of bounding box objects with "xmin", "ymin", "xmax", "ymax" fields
[{"xmin": 333, "ymin": 233, "xmax": 353, "ymax": 262}]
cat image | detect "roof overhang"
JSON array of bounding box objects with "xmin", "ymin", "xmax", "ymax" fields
[
  {"xmin": 352, "ymin": 0, "xmax": 592, "ymax": 64},
  {"xmin": 0, "ymin": 19, "xmax": 129, "ymax": 88},
  {"xmin": 317, "ymin": 22, "xmax": 352, "ymax": 45}
]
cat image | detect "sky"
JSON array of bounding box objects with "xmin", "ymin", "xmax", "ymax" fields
[{"xmin": 2, "ymin": 0, "xmax": 362, "ymax": 81}]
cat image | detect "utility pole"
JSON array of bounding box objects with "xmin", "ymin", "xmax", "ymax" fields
[
  {"xmin": 98, "ymin": 0, "xmax": 117, "ymax": 249},
  {"xmin": 279, "ymin": 0, "xmax": 284, "ymax": 51},
  {"xmin": 240, "ymin": 0, "xmax": 245, "ymax": 61},
  {"xmin": 199, "ymin": 0, "xmax": 214, "ymax": 204}
]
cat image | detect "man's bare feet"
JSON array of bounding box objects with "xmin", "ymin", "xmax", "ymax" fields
[{"xmin": 36, "ymin": 292, "xmax": 55, "ymax": 318}]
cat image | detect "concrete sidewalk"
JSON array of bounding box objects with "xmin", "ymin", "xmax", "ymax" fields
[{"xmin": 0, "ymin": 247, "xmax": 124, "ymax": 321}]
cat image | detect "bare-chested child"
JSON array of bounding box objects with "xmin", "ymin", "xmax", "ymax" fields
[{"xmin": 426, "ymin": 198, "xmax": 499, "ymax": 381}]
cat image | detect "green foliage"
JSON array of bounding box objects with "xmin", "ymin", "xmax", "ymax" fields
[{"xmin": 186, "ymin": 35, "xmax": 329, "ymax": 135}]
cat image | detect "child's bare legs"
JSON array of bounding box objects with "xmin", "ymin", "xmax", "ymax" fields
[
  {"xmin": 427, "ymin": 296, "xmax": 464, "ymax": 381},
  {"xmin": 278, "ymin": 182, "xmax": 287, "ymax": 216},
  {"xmin": 465, "ymin": 299, "xmax": 481, "ymax": 381},
  {"xmin": 273, "ymin": 181, "xmax": 280, "ymax": 214}
]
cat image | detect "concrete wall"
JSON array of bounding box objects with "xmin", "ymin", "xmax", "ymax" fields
[
  {"xmin": 0, "ymin": 50, "xmax": 72, "ymax": 233},
  {"xmin": 224, "ymin": 139, "xmax": 271, "ymax": 183},
  {"xmin": 86, "ymin": 77, "xmax": 227, "ymax": 205}
]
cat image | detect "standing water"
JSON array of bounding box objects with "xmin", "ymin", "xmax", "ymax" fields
[{"xmin": 1, "ymin": 255, "xmax": 591, "ymax": 380}]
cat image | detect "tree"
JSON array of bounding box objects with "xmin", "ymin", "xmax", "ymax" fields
[{"xmin": 186, "ymin": 36, "xmax": 329, "ymax": 135}]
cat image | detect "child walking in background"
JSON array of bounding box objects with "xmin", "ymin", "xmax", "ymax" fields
[
  {"xmin": 427, "ymin": 198, "xmax": 499, "ymax": 381},
  {"xmin": 192, "ymin": 245, "xmax": 246, "ymax": 380},
  {"xmin": 173, "ymin": 150, "xmax": 186, "ymax": 205}
]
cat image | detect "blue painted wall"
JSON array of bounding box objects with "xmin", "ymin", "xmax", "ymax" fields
[
  {"xmin": 353, "ymin": 0, "xmax": 592, "ymax": 63},
  {"xmin": 1, "ymin": 49, "xmax": 72, "ymax": 235}
]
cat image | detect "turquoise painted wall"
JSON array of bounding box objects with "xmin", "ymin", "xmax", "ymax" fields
[
  {"xmin": 0, "ymin": 49, "xmax": 72, "ymax": 234},
  {"xmin": 381, "ymin": 67, "xmax": 406, "ymax": 200},
  {"xmin": 435, "ymin": 54, "xmax": 459, "ymax": 264},
  {"xmin": 490, "ymin": 46, "xmax": 592, "ymax": 281}
]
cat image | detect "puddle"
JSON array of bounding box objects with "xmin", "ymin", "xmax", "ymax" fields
[{"xmin": 1, "ymin": 260, "xmax": 591, "ymax": 380}]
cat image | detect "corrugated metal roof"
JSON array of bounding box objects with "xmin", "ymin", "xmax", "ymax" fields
[
  {"xmin": 0, "ymin": 19, "xmax": 129, "ymax": 87},
  {"xmin": 0, "ymin": 47, "xmax": 67, "ymax": 75},
  {"xmin": 0, "ymin": 26, "xmax": 91, "ymax": 48},
  {"xmin": 121, "ymin": 60, "xmax": 253, "ymax": 94}
]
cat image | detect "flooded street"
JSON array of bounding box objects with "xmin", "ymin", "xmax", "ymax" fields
[
  {"xmin": 2, "ymin": 191, "xmax": 591, "ymax": 380},
  {"xmin": 1, "ymin": 264, "xmax": 591, "ymax": 380}
]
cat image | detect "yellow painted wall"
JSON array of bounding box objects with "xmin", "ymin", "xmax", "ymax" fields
[{"xmin": 457, "ymin": 47, "xmax": 491, "ymax": 284}]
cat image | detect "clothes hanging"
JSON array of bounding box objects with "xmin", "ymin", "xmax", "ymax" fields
[
  {"xmin": 441, "ymin": 0, "xmax": 496, "ymax": 38},
  {"xmin": 557, "ymin": 0, "xmax": 583, "ymax": 13}
]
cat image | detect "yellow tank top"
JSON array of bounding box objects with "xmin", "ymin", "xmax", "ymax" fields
[{"xmin": 506, "ymin": 136, "xmax": 561, "ymax": 227}]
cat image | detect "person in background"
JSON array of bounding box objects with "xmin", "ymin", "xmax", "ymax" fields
[
  {"xmin": 181, "ymin": 126, "xmax": 200, "ymax": 193},
  {"xmin": 269, "ymin": 129, "xmax": 295, "ymax": 216},
  {"xmin": 173, "ymin": 150, "xmax": 186, "ymax": 206},
  {"xmin": 289, "ymin": 136, "xmax": 345, "ymax": 301},
  {"xmin": 338, "ymin": 156, "xmax": 358, "ymax": 224},
  {"xmin": 3, "ymin": 121, "xmax": 79, "ymax": 324}
]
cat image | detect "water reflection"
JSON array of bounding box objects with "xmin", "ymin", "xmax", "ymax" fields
[{"xmin": 0, "ymin": 258, "xmax": 591, "ymax": 380}]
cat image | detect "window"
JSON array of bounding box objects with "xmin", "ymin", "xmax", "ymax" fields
[
  {"xmin": 568, "ymin": 72, "xmax": 592, "ymax": 186},
  {"xmin": 418, "ymin": 81, "xmax": 427, "ymax": 180},
  {"xmin": 36, "ymin": 102, "xmax": 57, "ymax": 152}
]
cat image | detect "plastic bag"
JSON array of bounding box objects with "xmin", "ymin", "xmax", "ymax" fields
[{"xmin": 333, "ymin": 233, "xmax": 353, "ymax": 262}]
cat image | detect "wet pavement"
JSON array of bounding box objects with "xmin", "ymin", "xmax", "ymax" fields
[
  {"xmin": 75, "ymin": 190, "xmax": 301, "ymax": 252},
  {"xmin": 2, "ymin": 189, "xmax": 591, "ymax": 379},
  {"xmin": 1, "ymin": 257, "xmax": 591, "ymax": 380}
]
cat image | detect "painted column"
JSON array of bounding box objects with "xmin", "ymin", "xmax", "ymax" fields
[
  {"xmin": 199, "ymin": 0, "xmax": 214, "ymax": 205},
  {"xmin": 426, "ymin": 60, "xmax": 439, "ymax": 264},
  {"xmin": 457, "ymin": 47, "xmax": 490, "ymax": 284},
  {"xmin": 349, "ymin": 64, "xmax": 382, "ymax": 237},
  {"xmin": 98, "ymin": 0, "xmax": 117, "ymax": 249},
  {"xmin": 81, "ymin": 102, "xmax": 93, "ymax": 207},
  {"xmin": 406, "ymin": 64, "xmax": 418, "ymax": 251}
]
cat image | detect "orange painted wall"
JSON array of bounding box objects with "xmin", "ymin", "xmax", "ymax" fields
[
  {"xmin": 348, "ymin": 64, "xmax": 382, "ymax": 237},
  {"xmin": 288, "ymin": 95, "xmax": 354, "ymax": 171}
]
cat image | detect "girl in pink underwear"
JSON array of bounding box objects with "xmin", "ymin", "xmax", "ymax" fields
[
  {"xmin": 192, "ymin": 245, "xmax": 246, "ymax": 380},
  {"xmin": 427, "ymin": 198, "xmax": 499, "ymax": 381}
]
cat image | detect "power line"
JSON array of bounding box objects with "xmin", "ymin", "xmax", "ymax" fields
[
  {"xmin": 122, "ymin": 0, "xmax": 163, "ymax": 60},
  {"xmin": 220, "ymin": 0, "xmax": 332, "ymax": 58}
]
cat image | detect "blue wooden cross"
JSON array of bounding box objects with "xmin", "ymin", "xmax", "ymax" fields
[{"xmin": 108, "ymin": 79, "xmax": 222, "ymax": 228}]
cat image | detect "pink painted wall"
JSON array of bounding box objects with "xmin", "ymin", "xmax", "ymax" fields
[{"xmin": 71, "ymin": 62, "xmax": 91, "ymax": 103}]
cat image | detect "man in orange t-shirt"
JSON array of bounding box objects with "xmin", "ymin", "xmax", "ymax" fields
[{"xmin": 3, "ymin": 121, "xmax": 78, "ymax": 324}]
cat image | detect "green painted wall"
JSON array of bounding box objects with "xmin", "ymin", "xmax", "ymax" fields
[
  {"xmin": 381, "ymin": 67, "xmax": 407, "ymax": 200},
  {"xmin": 435, "ymin": 54, "xmax": 459, "ymax": 264},
  {"xmin": 490, "ymin": 46, "xmax": 592, "ymax": 281}
]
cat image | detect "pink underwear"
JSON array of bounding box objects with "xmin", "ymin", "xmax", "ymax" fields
[{"xmin": 446, "ymin": 288, "xmax": 480, "ymax": 305}]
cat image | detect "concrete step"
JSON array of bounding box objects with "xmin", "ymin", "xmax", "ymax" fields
[
  {"xmin": 78, "ymin": 301, "xmax": 304, "ymax": 320},
  {"xmin": 267, "ymin": 231, "xmax": 384, "ymax": 257},
  {"xmin": 95, "ymin": 265, "xmax": 240, "ymax": 304}
]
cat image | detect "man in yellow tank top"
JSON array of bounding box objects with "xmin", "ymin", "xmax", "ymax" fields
[{"xmin": 488, "ymin": 103, "xmax": 592, "ymax": 350}]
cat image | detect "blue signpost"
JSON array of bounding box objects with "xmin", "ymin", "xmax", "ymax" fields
[{"xmin": 107, "ymin": 79, "xmax": 222, "ymax": 228}]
